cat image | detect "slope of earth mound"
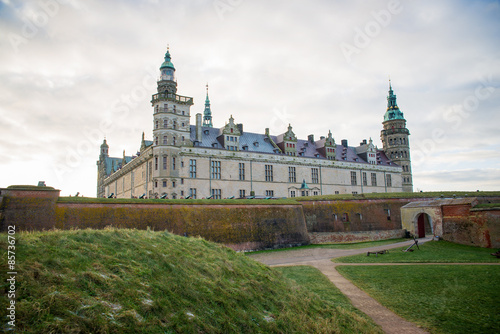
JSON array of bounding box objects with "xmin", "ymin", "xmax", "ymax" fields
[{"xmin": 0, "ymin": 228, "xmax": 380, "ymax": 333}]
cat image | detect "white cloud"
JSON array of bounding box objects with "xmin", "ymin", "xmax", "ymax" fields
[{"xmin": 0, "ymin": 0, "xmax": 499, "ymax": 196}]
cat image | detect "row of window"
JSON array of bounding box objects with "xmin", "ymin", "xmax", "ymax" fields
[
  {"xmin": 389, "ymin": 137, "xmax": 407, "ymax": 145},
  {"xmin": 156, "ymin": 159, "xmax": 396, "ymax": 188},
  {"xmin": 154, "ymin": 135, "xmax": 185, "ymax": 146},
  {"xmin": 154, "ymin": 119, "xmax": 185, "ymax": 130},
  {"xmin": 389, "ymin": 150, "xmax": 408, "ymax": 159},
  {"xmin": 154, "ymin": 104, "xmax": 186, "ymax": 115},
  {"xmin": 351, "ymin": 171, "xmax": 393, "ymax": 187}
]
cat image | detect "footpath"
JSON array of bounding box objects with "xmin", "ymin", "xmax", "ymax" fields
[{"xmin": 249, "ymin": 238, "xmax": 434, "ymax": 334}]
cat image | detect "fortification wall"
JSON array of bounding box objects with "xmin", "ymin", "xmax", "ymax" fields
[
  {"xmin": 300, "ymin": 198, "xmax": 424, "ymax": 233},
  {"xmin": 443, "ymin": 206, "xmax": 500, "ymax": 248},
  {"xmin": 0, "ymin": 188, "xmax": 309, "ymax": 251},
  {"xmin": 309, "ymin": 229, "xmax": 405, "ymax": 244}
]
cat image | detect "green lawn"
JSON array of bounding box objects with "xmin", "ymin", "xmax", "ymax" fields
[
  {"xmin": 248, "ymin": 238, "xmax": 409, "ymax": 255},
  {"xmin": 274, "ymin": 266, "xmax": 383, "ymax": 333},
  {"xmin": 333, "ymin": 240, "xmax": 500, "ymax": 263},
  {"xmin": 337, "ymin": 265, "xmax": 500, "ymax": 334}
]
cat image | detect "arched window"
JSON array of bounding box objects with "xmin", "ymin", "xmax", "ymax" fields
[{"xmin": 163, "ymin": 119, "xmax": 168, "ymax": 128}]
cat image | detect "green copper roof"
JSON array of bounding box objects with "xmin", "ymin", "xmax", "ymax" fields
[
  {"xmin": 384, "ymin": 83, "xmax": 405, "ymax": 121},
  {"xmin": 160, "ymin": 49, "xmax": 175, "ymax": 70}
]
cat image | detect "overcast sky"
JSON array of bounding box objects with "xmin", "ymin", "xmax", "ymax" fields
[{"xmin": 1, "ymin": 0, "xmax": 499, "ymax": 196}]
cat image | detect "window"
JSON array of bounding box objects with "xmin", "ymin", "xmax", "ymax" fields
[
  {"xmin": 189, "ymin": 160, "xmax": 197, "ymax": 178},
  {"xmin": 155, "ymin": 157, "xmax": 158, "ymax": 171},
  {"xmin": 173, "ymin": 137, "xmax": 176, "ymax": 145},
  {"xmin": 163, "ymin": 119, "xmax": 168, "ymax": 128},
  {"xmin": 301, "ymin": 190, "xmax": 309, "ymax": 196},
  {"xmin": 211, "ymin": 189, "xmax": 221, "ymax": 199},
  {"xmin": 239, "ymin": 189, "xmax": 246, "ymax": 198},
  {"xmin": 313, "ymin": 191, "xmax": 318, "ymax": 196},
  {"xmin": 181, "ymin": 161, "xmax": 184, "ymax": 168},
  {"xmin": 371, "ymin": 173, "xmax": 377, "ymax": 186},
  {"xmin": 335, "ymin": 191, "xmax": 340, "ymax": 194},
  {"xmin": 266, "ymin": 190, "xmax": 274, "ymax": 197},
  {"xmin": 311, "ymin": 168, "xmax": 319, "ymax": 184},
  {"xmin": 181, "ymin": 178, "xmax": 184, "ymax": 185},
  {"xmin": 163, "ymin": 156, "xmax": 167, "ymax": 170},
  {"xmin": 342, "ymin": 213, "xmax": 349, "ymax": 222},
  {"xmin": 180, "ymin": 190, "xmax": 184, "ymax": 197},
  {"xmin": 163, "ymin": 103, "xmax": 168, "ymax": 111},
  {"xmin": 189, "ymin": 188, "xmax": 197, "ymax": 199},
  {"xmin": 362, "ymin": 172, "xmax": 367, "ymax": 186},
  {"xmin": 386, "ymin": 174, "xmax": 392, "ymax": 187},
  {"xmin": 154, "ymin": 181, "xmax": 158, "ymax": 188},
  {"xmin": 163, "ymin": 136, "xmax": 167, "ymax": 145},
  {"xmin": 148, "ymin": 161, "xmax": 152, "ymax": 180},
  {"xmin": 265, "ymin": 165, "xmax": 273, "ymax": 182},
  {"xmin": 288, "ymin": 167, "xmax": 296, "ymax": 183},
  {"xmin": 155, "ymin": 120, "xmax": 158, "ymax": 129},
  {"xmin": 172, "ymin": 181, "xmax": 176, "ymax": 188},
  {"xmin": 239, "ymin": 163, "xmax": 245, "ymax": 181},
  {"xmin": 211, "ymin": 160, "xmax": 221, "ymax": 179},
  {"xmin": 172, "ymin": 157, "xmax": 176, "ymax": 170},
  {"xmin": 350, "ymin": 171, "xmax": 357, "ymax": 185},
  {"xmin": 155, "ymin": 136, "xmax": 158, "ymax": 146},
  {"xmin": 290, "ymin": 190, "xmax": 296, "ymax": 198},
  {"xmin": 162, "ymin": 181, "xmax": 167, "ymax": 187}
]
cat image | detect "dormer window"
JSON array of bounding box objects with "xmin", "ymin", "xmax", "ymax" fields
[
  {"xmin": 212, "ymin": 143, "xmax": 218, "ymax": 148},
  {"xmin": 204, "ymin": 130, "xmax": 209, "ymax": 135},
  {"xmin": 253, "ymin": 141, "xmax": 259, "ymax": 147}
]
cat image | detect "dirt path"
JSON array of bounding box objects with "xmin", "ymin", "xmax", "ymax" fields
[{"xmin": 249, "ymin": 238, "xmax": 436, "ymax": 334}]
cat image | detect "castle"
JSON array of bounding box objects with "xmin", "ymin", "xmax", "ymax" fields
[{"xmin": 97, "ymin": 48, "xmax": 413, "ymax": 199}]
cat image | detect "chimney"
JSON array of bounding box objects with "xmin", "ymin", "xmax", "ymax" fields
[
  {"xmin": 308, "ymin": 134, "xmax": 314, "ymax": 143},
  {"xmin": 237, "ymin": 123, "xmax": 243, "ymax": 133},
  {"xmin": 363, "ymin": 139, "xmax": 367, "ymax": 145},
  {"xmin": 195, "ymin": 113, "xmax": 202, "ymax": 141},
  {"xmin": 320, "ymin": 136, "xmax": 325, "ymax": 140},
  {"xmin": 341, "ymin": 139, "xmax": 348, "ymax": 147},
  {"xmin": 265, "ymin": 128, "xmax": 270, "ymax": 136}
]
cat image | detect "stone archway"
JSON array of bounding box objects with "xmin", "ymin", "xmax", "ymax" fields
[{"xmin": 414, "ymin": 212, "xmax": 433, "ymax": 238}]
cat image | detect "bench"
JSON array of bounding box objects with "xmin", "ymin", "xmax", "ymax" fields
[{"xmin": 367, "ymin": 250, "xmax": 388, "ymax": 257}]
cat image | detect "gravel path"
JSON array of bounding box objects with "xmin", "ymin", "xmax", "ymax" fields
[{"xmin": 248, "ymin": 238, "xmax": 434, "ymax": 334}]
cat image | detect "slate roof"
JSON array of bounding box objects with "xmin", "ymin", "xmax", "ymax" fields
[
  {"xmin": 104, "ymin": 156, "xmax": 133, "ymax": 176},
  {"xmin": 189, "ymin": 125, "xmax": 398, "ymax": 167}
]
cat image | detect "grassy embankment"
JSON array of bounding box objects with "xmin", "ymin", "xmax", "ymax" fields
[
  {"xmin": 335, "ymin": 241, "xmax": 500, "ymax": 334},
  {"xmin": 0, "ymin": 229, "xmax": 381, "ymax": 333},
  {"xmin": 295, "ymin": 190, "xmax": 500, "ymax": 201}
]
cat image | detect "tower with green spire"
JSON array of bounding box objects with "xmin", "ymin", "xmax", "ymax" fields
[
  {"xmin": 157, "ymin": 46, "xmax": 177, "ymax": 94},
  {"xmin": 203, "ymin": 84, "xmax": 213, "ymax": 127},
  {"xmin": 380, "ymin": 80, "xmax": 413, "ymax": 192}
]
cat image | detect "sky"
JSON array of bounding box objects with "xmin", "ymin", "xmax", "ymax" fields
[{"xmin": 0, "ymin": 0, "xmax": 499, "ymax": 196}]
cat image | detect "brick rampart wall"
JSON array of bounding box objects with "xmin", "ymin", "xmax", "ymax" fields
[
  {"xmin": 309, "ymin": 229, "xmax": 405, "ymax": 244},
  {"xmin": 443, "ymin": 206, "xmax": 500, "ymax": 248},
  {"xmin": 0, "ymin": 189, "xmax": 309, "ymax": 251}
]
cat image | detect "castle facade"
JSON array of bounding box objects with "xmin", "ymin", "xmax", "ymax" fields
[{"xmin": 97, "ymin": 49, "xmax": 413, "ymax": 199}]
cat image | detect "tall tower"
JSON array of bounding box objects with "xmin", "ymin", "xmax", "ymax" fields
[
  {"xmin": 150, "ymin": 47, "xmax": 193, "ymax": 198},
  {"xmin": 151, "ymin": 47, "xmax": 193, "ymax": 149},
  {"xmin": 96, "ymin": 138, "xmax": 109, "ymax": 197},
  {"xmin": 380, "ymin": 81, "xmax": 413, "ymax": 192},
  {"xmin": 203, "ymin": 84, "xmax": 213, "ymax": 127}
]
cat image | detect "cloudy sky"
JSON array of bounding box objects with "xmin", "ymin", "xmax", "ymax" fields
[{"xmin": 1, "ymin": 0, "xmax": 499, "ymax": 196}]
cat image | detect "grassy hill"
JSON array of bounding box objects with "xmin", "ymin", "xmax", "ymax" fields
[{"xmin": 0, "ymin": 229, "xmax": 380, "ymax": 333}]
